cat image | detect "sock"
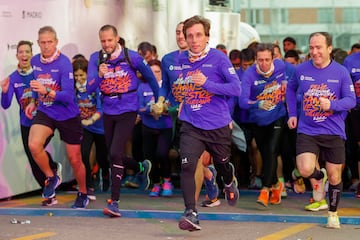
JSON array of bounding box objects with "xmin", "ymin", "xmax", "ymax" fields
[{"xmin": 328, "ymin": 182, "xmax": 342, "ymax": 212}]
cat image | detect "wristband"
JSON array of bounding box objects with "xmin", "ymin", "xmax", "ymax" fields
[{"xmin": 44, "ymin": 87, "xmax": 51, "ymax": 97}]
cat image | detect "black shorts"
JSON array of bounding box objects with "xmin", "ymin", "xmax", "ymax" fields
[
  {"xmin": 296, "ymin": 133, "xmax": 345, "ymax": 164},
  {"xmin": 32, "ymin": 111, "xmax": 83, "ymax": 144}
]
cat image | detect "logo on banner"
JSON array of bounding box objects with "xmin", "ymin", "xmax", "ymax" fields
[
  {"xmin": 1, "ymin": 11, "xmax": 12, "ymax": 18},
  {"xmin": 7, "ymin": 43, "xmax": 17, "ymax": 51},
  {"xmin": 22, "ymin": 10, "xmax": 42, "ymax": 19}
]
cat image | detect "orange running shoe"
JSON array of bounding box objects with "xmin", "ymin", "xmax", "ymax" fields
[
  {"xmin": 257, "ymin": 189, "xmax": 269, "ymax": 207},
  {"xmin": 270, "ymin": 181, "xmax": 284, "ymax": 205}
]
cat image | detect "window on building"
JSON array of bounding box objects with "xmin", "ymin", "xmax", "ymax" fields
[
  {"xmin": 343, "ymin": 8, "xmax": 359, "ymax": 23},
  {"xmin": 248, "ymin": 9, "xmax": 263, "ymax": 25},
  {"xmin": 209, "ymin": 0, "xmax": 230, "ymax": 7},
  {"xmin": 280, "ymin": 9, "xmax": 288, "ymax": 24},
  {"xmin": 318, "ymin": 8, "xmax": 334, "ymax": 23}
]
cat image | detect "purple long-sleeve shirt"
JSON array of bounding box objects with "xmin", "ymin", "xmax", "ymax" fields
[
  {"xmin": 238, "ymin": 59, "xmax": 290, "ymax": 126},
  {"xmin": 286, "ymin": 60, "xmax": 356, "ymax": 139},
  {"xmin": 1, "ymin": 70, "xmax": 33, "ymax": 127},
  {"xmin": 177, "ymin": 48, "xmax": 241, "ymax": 130},
  {"xmin": 31, "ymin": 53, "xmax": 80, "ymax": 121},
  {"xmin": 87, "ymin": 48, "xmax": 159, "ymax": 115},
  {"xmin": 343, "ymin": 52, "xmax": 360, "ymax": 105}
]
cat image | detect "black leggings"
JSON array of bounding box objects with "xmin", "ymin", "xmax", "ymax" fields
[
  {"xmin": 253, "ymin": 117, "xmax": 285, "ymax": 188},
  {"xmin": 21, "ymin": 125, "xmax": 56, "ymax": 188},
  {"xmin": 81, "ymin": 128, "xmax": 109, "ymax": 189},
  {"xmin": 142, "ymin": 125, "xmax": 172, "ymax": 183},
  {"xmin": 103, "ymin": 112, "xmax": 140, "ymax": 201}
]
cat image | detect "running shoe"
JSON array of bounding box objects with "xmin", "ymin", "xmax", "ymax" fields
[
  {"xmin": 71, "ymin": 192, "xmax": 89, "ymax": 209},
  {"xmin": 87, "ymin": 188, "xmax": 96, "ymax": 201},
  {"xmin": 248, "ymin": 175, "xmax": 262, "ymax": 189},
  {"xmin": 201, "ymin": 198, "xmax": 221, "ymax": 207},
  {"xmin": 124, "ymin": 175, "xmax": 139, "ymax": 189},
  {"xmin": 204, "ymin": 165, "xmax": 219, "ymax": 201},
  {"xmin": 136, "ymin": 160, "xmax": 152, "ymax": 190},
  {"xmin": 326, "ymin": 211, "xmax": 341, "ymax": 229},
  {"xmin": 178, "ymin": 209, "xmax": 201, "ymax": 231},
  {"xmin": 43, "ymin": 175, "xmax": 61, "ymax": 199},
  {"xmin": 292, "ymin": 168, "xmax": 306, "ymax": 194},
  {"xmin": 305, "ymin": 199, "xmax": 328, "ymax": 211},
  {"xmin": 161, "ymin": 179, "xmax": 173, "ymax": 197},
  {"xmin": 229, "ymin": 162, "xmax": 238, "ymax": 188},
  {"xmin": 312, "ymin": 168, "xmax": 327, "ymax": 202},
  {"xmin": 55, "ymin": 162, "xmax": 63, "ymax": 183},
  {"xmin": 103, "ymin": 199, "xmax": 121, "ymax": 217},
  {"xmin": 224, "ymin": 181, "xmax": 239, "ymax": 206},
  {"xmin": 257, "ymin": 189, "xmax": 269, "ymax": 207},
  {"xmin": 149, "ymin": 184, "xmax": 161, "ymax": 197},
  {"xmin": 270, "ymin": 181, "xmax": 284, "ymax": 205},
  {"xmin": 41, "ymin": 197, "xmax": 58, "ymax": 206}
]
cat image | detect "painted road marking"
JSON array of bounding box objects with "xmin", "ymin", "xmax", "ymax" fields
[
  {"xmin": 256, "ymin": 223, "xmax": 315, "ymax": 240},
  {"xmin": 12, "ymin": 232, "xmax": 56, "ymax": 240}
]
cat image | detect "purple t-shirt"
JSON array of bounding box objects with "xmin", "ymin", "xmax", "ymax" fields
[
  {"xmin": 177, "ymin": 48, "xmax": 241, "ymax": 130},
  {"xmin": 286, "ymin": 60, "xmax": 356, "ymax": 139},
  {"xmin": 31, "ymin": 53, "xmax": 79, "ymax": 121}
]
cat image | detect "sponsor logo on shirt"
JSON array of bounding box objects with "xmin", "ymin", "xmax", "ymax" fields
[
  {"xmin": 300, "ymin": 75, "xmax": 315, "ymax": 81},
  {"xmin": 182, "ymin": 64, "xmax": 191, "ymax": 69},
  {"xmin": 228, "ymin": 67, "xmax": 235, "ymax": 74},
  {"xmin": 327, "ymin": 79, "xmax": 339, "ymax": 83},
  {"xmin": 169, "ymin": 65, "xmax": 182, "ymax": 71},
  {"xmin": 202, "ymin": 64, "xmax": 212, "ymax": 68},
  {"xmin": 51, "ymin": 69, "xmax": 59, "ymax": 72},
  {"xmin": 14, "ymin": 83, "xmax": 26, "ymax": 88},
  {"xmin": 33, "ymin": 65, "xmax": 42, "ymax": 71},
  {"xmin": 351, "ymin": 68, "xmax": 360, "ymax": 73}
]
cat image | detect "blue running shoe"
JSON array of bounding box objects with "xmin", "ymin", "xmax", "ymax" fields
[
  {"xmin": 136, "ymin": 160, "xmax": 152, "ymax": 190},
  {"xmin": 161, "ymin": 179, "xmax": 173, "ymax": 197},
  {"xmin": 149, "ymin": 184, "xmax": 161, "ymax": 197},
  {"xmin": 71, "ymin": 192, "xmax": 89, "ymax": 209},
  {"xmin": 42, "ymin": 175, "xmax": 61, "ymax": 199},
  {"xmin": 224, "ymin": 181, "xmax": 239, "ymax": 206},
  {"xmin": 103, "ymin": 199, "xmax": 121, "ymax": 217},
  {"xmin": 204, "ymin": 165, "xmax": 219, "ymax": 201},
  {"xmin": 178, "ymin": 209, "xmax": 201, "ymax": 231}
]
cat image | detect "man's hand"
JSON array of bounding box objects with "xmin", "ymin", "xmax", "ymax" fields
[
  {"xmin": 0, "ymin": 77, "xmax": 10, "ymax": 93},
  {"xmin": 258, "ymin": 100, "xmax": 275, "ymax": 111},
  {"xmin": 30, "ymin": 80, "xmax": 47, "ymax": 94},
  {"xmin": 152, "ymin": 96, "xmax": 165, "ymax": 116},
  {"xmin": 287, "ymin": 116, "xmax": 297, "ymax": 129},
  {"xmin": 25, "ymin": 101, "xmax": 36, "ymax": 119},
  {"xmin": 319, "ymin": 97, "xmax": 331, "ymax": 111},
  {"xmin": 98, "ymin": 63, "xmax": 108, "ymax": 78},
  {"xmin": 191, "ymin": 72, "xmax": 207, "ymax": 86}
]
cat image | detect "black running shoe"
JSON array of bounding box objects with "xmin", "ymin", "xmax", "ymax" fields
[{"xmin": 178, "ymin": 209, "xmax": 201, "ymax": 231}]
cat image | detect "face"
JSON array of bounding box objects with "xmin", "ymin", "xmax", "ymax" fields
[
  {"xmin": 17, "ymin": 44, "xmax": 32, "ymax": 69},
  {"xmin": 176, "ymin": 23, "xmax": 187, "ymax": 51},
  {"xmin": 284, "ymin": 57, "xmax": 298, "ymax": 65},
  {"xmin": 241, "ymin": 60, "xmax": 254, "ymax": 71},
  {"xmin": 38, "ymin": 31, "xmax": 58, "ymax": 58},
  {"xmin": 309, "ymin": 34, "xmax": 332, "ymax": 68},
  {"xmin": 273, "ymin": 47, "xmax": 282, "ymax": 60},
  {"xmin": 99, "ymin": 29, "xmax": 119, "ymax": 54},
  {"xmin": 185, "ymin": 23, "xmax": 209, "ymax": 54},
  {"xmin": 256, "ymin": 50, "xmax": 273, "ymax": 73},
  {"xmin": 74, "ymin": 69, "xmax": 87, "ymax": 85},
  {"xmin": 150, "ymin": 65, "xmax": 162, "ymax": 82},
  {"xmin": 283, "ymin": 41, "xmax": 296, "ymax": 53},
  {"xmin": 231, "ymin": 58, "xmax": 241, "ymax": 71},
  {"xmin": 140, "ymin": 50, "xmax": 154, "ymax": 63}
]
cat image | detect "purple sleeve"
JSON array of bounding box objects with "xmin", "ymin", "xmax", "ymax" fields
[
  {"xmin": 285, "ymin": 71, "xmax": 299, "ymax": 117},
  {"xmin": 53, "ymin": 58, "xmax": 75, "ymax": 104},
  {"xmin": 86, "ymin": 52, "xmax": 103, "ymax": 94},
  {"xmin": 329, "ymin": 67, "xmax": 356, "ymax": 111},
  {"xmin": 202, "ymin": 57, "xmax": 241, "ymax": 97},
  {"xmin": 238, "ymin": 67, "xmax": 258, "ymax": 110},
  {"xmin": 1, "ymin": 76, "xmax": 13, "ymax": 109}
]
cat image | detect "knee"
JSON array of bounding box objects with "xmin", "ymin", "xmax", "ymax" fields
[
  {"xmin": 328, "ymin": 173, "xmax": 341, "ymax": 185},
  {"xmin": 28, "ymin": 140, "xmax": 42, "ymax": 155},
  {"xmin": 298, "ymin": 166, "xmax": 314, "ymax": 178}
]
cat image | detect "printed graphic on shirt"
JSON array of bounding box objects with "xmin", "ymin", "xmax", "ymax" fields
[
  {"xmin": 171, "ymin": 73, "xmax": 186, "ymax": 103},
  {"xmin": 303, "ymin": 83, "xmax": 336, "ymax": 122},
  {"xmin": 37, "ymin": 73, "xmax": 60, "ymax": 106},
  {"xmin": 77, "ymin": 92, "xmax": 97, "ymax": 120},
  {"xmin": 20, "ymin": 87, "xmax": 33, "ymax": 111},
  {"xmin": 183, "ymin": 69, "xmax": 213, "ymax": 111},
  {"xmin": 100, "ymin": 66, "xmax": 132, "ymax": 94},
  {"xmin": 256, "ymin": 80, "xmax": 283, "ymax": 110}
]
